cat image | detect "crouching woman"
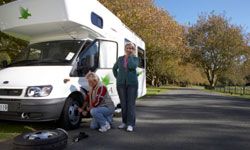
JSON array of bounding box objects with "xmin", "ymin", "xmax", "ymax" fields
[{"xmin": 79, "ymin": 72, "xmax": 115, "ymax": 132}]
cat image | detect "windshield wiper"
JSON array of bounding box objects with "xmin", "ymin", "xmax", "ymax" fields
[
  {"xmin": 36, "ymin": 59, "xmax": 70, "ymax": 63},
  {"xmin": 8, "ymin": 59, "xmax": 40, "ymax": 67},
  {"xmin": 8, "ymin": 59, "xmax": 70, "ymax": 67}
]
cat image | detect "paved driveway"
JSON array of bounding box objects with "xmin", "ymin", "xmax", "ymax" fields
[{"xmin": 2, "ymin": 88, "xmax": 250, "ymax": 150}]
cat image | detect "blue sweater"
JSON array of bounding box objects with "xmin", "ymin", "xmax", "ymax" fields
[{"xmin": 112, "ymin": 56, "xmax": 139, "ymax": 85}]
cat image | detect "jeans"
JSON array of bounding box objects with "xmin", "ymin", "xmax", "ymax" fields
[
  {"xmin": 90, "ymin": 107, "xmax": 114, "ymax": 129},
  {"xmin": 117, "ymin": 84, "xmax": 138, "ymax": 127}
]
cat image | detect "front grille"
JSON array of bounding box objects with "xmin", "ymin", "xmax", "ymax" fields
[
  {"xmin": 0, "ymin": 89, "xmax": 23, "ymax": 96},
  {"xmin": 0, "ymin": 98, "xmax": 21, "ymax": 102}
]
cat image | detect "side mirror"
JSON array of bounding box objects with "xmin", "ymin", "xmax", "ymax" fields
[
  {"xmin": 2, "ymin": 60, "xmax": 8, "ymax": 68},
  {"xmin": 89, "ymin": 55, "xmax": 95, "ymax": 68}
]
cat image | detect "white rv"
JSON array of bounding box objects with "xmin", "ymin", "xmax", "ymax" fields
[{"xmin": 0, "ymin": 0, "xmax": 146, "ymax": 129}]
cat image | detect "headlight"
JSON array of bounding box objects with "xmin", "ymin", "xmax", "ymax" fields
[{"xmin": 26, "ymin": 85, "xmax": 53, "ymax": 97}]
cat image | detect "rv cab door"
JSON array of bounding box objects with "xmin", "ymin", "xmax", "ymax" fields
[{"xmin": 75, "ymin": 39, "xmax": 118, "ymax": 76}]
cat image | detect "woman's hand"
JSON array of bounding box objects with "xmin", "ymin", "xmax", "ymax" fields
[
  {"xmin": 82, "ymin": 111, "xmax": 88, "ymax": 116},
  {"xmin": 78, "ymin": 107, "xmax": 83, "ymax": 113},
  {"xmin": 87, "ymin": 106, "xmax": 93, "ymax": 111},
  {"xmin": 131, "ymin": 49, "xmax": 136, "ymax": 56}
]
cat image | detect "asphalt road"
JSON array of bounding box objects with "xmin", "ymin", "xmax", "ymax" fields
[{"xmin": 2, "ymin": 88, "xmax": 250, "ymax": 150}]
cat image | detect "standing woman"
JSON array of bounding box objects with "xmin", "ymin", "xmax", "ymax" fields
[{"xmin": 112, "ymin": 42, "xmax": 139, "ymax": 132}]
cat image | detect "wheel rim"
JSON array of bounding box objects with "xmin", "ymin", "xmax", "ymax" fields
[
  {"xmin": 68, "ymin": 101, "xmax": 80, "ymax": 125},
  {"xmin": 24, "ymin": 131, "xmax": 58, "ymax": 140}
]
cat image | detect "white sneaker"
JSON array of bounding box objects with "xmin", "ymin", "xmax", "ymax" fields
[
  {"xmin": 127, "ymin": 125, "xmax": 133, "ymax": 132},
  {"xmin": 99, "ymin": 126, "xmax": 108, "ymax": 132},
  {"xmin": 99, "ymin": 122, "xmax": 111, "ymax": 133},
  {"xmin": 106, "ymin": 122, "xmax": 111, "ymax": 130},
  {"xmin": 118, "ymin": 123, "xmax": 126, "ymax": 129}
]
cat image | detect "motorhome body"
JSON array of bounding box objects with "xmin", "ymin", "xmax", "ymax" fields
[{"xmin": 0, "ymin": 0, "xmax": 146, "ymax": 129}]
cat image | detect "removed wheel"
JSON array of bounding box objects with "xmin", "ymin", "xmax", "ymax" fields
[{"xmin": 13, "ymin": 128, "xmax": 68, "ymax": 150}]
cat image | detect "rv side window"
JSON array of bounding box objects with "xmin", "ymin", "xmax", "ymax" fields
[
  {"xmin": 91, "ymin": 12, "xmax": 103, "ymax": 29},
  {"xmin": 138, "ymin": 47, "xmax": 145, "ymax": 68},
  {"xmin": 99, "ymin": 40, "xmax": 118, "ymax": 68},
  {"xmin": 125, "ymin": 38, "xmax": 130, "ymax": 43}
]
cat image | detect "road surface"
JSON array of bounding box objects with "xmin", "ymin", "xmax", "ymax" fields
[{"xmin": 2, "ymin": 88, "xmax": 250, "ymax": 150}]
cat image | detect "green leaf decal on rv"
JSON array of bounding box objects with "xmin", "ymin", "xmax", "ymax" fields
[
  {"xmin": 19, "ymin": 7, "xmax": 31, "ymax": 19},
  {"xmin": 101, "ymin": 75, "xmax": 113, "ymax": 86},
  {"xmin": 137, "ymin": 71, "xmax": 143, "ymax": 77}
]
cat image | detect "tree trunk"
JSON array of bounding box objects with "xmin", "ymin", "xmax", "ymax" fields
[
  {"xmin": 206, "ymin": 69, "xmax": 217, "ymax": 89},
  {"xmin": 151, "ymin": 76, "xmax": 156, "ymax": 86}
]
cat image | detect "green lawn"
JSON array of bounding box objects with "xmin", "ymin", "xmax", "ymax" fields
[
  {"xmin": 146, "ymin": 86, "xmax": 171, "ymax": 95},
  {"xmin": 216, "ymin": 91, "xmax": 250, "ymax": 99},
  {"xmin": 0, "ymin": 121, "xmax": 56, "ymax": 142},
  {"xmin": 204, "ymin": 87, "xmax": 250, "ymax": 99}
]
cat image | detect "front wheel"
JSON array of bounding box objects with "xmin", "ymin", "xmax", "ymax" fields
[{"xmin": 59, "ymin": 97, "xmax": 81, "ymax": 130}]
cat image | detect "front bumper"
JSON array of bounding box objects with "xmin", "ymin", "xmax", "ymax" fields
[{"xmin": 0, "ymin": 98, "xmax": 65, "ymax": 122}]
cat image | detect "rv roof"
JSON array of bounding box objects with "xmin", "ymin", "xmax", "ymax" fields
[{"xmin": 0, "ymin": 0, "xmax": 144, "ymax": 47}]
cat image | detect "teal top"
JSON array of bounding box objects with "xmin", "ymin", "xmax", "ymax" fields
[{"xmin": 112, "ymin": 56, "xmax": 139, "ymax": 85}]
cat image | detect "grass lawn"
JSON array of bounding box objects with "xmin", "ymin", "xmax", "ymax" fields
[
  {"xmin": 146, "ymin": 86, "xmax": 173, "ymax": 95},
  {"xmin": 203, "ymin": 88, "xmax": 250, "ymax": 99},
  {"xmin": 217, "ymin": 92, "xmax": 250, "ymax": 99},
  {"xmin": 237, "ymin": 94, "xmax": 250, "ymax": 99},
  {"xmin": 0, "ymin": 121, "xmax": 56, "ymax": 142},
  {"xmin": 146, "ymin": 87, "xmax": 162, "ymax": 95}
]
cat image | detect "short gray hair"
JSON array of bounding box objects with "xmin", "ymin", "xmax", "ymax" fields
[{"xmin": 125, "ymin": 42, "xmax": 136, "ymax": 50}]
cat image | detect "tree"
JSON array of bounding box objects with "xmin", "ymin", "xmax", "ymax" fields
[
  {"xmin": 0, "ymin": 0, "xmax": 27, "ymax": 65},
  {"xmin": 187, "ymin": 12, "xmax": 247, "ymax": 88},
  {"xmin": 0, "ymin": 0, "xmax": 13, "ymax": 5}
]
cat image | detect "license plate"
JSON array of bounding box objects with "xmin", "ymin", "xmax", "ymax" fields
[{"xmin": 0, "ymin": 104, "xmax": 8, "ymax": 112}]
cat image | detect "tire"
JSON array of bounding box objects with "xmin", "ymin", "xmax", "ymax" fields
[
  {"xmin": 13, "ymin": 128, "xmax": 68, "ymax": 150},
  {"xmin": 59, "ymin": 97, "xmax": 81, "ymax": 130}
]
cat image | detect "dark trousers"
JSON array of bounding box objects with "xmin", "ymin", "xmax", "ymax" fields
[{"xmin": 117, "ymin": 84, "xmax": 138, "ymax": 126}]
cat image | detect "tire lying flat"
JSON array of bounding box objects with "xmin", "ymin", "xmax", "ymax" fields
[{"xmin": 13, "ymin": 128, "xmax": 68, "ymax": 150}]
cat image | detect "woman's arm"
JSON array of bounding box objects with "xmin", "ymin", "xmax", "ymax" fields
[
  {"xmin": 112, "ymin": 59, "xmax": 119, "ymax": 78},
  {"xmin": 127, "ymin": 56, "xmax": 139, "ymax": 70},
  {"xmin": 78, "ymin": 94, "xmax": 89, "ymax": 115}
]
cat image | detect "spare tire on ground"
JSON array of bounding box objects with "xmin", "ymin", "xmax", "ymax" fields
[{"xmin": 13, "ymin": 128, "xmax": 68, "ymax": 150}]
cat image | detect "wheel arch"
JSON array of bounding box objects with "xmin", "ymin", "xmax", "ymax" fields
[{"xmin": 67, "ymin": 91, "xmax": 85, "ymax": 106}]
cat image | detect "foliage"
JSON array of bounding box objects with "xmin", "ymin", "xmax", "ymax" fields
[
  {"xmin": 0, "ymin": 0, "xmax": 13, "ymax": 5},
  {"xmin": 187, "ymin": 12, "xmax": 248, "ymax": 88},
  {"xmin": 0, "ymin": 0, "xmax": 28, "ymax": 66},
  {"xmin": 0, "ymin": 32, "xmax": 27, "ymax": 65}
]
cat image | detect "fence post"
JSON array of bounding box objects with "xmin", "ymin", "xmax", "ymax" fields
[{"xmin": 243, "ymin": 86, "xmax": 245, "ymax": 95}]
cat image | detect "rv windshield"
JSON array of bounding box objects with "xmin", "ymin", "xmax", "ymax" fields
[{"xmin": 9, "ymin": 40, "xmax": 83, "ymax": 67}]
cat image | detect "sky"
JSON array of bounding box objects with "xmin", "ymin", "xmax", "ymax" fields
[{"xmin": 154, "ymin": 0, "xmax": 250, "ymax": 33}]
